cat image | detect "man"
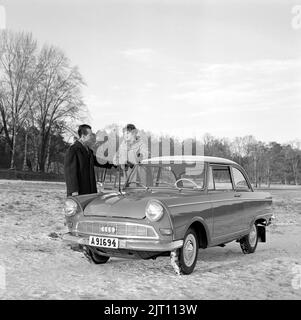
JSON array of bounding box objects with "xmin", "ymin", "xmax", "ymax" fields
[{"xmin": 64, "ymin": 124, "xmax": 112, "ymax": 196}]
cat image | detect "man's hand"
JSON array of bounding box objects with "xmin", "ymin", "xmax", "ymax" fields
[{"xmin": 71, "ymin": 192, "xmax": 79, "ymax": 196}]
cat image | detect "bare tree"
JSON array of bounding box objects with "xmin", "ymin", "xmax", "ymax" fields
[
  {"xmin": 0, "ymin": 30, "xmax": 38, "ymax": 168},
  {"xmin": 30, "ymin": 45, "xmax": 86, "ymax": 172},
  {"xmin": 0, "ymin": 31, "xmax": 90, "ymax": 173}
]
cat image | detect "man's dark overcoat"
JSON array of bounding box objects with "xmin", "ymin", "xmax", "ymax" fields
[{"xmin": 64, "ymin": 140, "xmax": 109, "ymax": 196}]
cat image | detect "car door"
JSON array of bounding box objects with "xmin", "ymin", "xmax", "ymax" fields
[
  {"xmin": 230, "ymin": 165, "xmax": 271, "ymax": 230},
  {"xmin": 208, "ymin": 164, "xmax": 245, "ymax": 242}
]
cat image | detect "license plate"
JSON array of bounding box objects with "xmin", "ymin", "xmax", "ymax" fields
[{"xmin": 88, "ymin": 236, "xmax": 118, "ymax": 249}]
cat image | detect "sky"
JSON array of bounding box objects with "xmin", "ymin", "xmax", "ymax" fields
[{"xmin": 1, "ymin": 0, "xmax": 301, "ymax": 143}]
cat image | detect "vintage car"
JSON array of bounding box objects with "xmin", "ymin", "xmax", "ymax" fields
[{"xmin": 62, "ymin": 156, "xmax": 273, "ymax": 275}]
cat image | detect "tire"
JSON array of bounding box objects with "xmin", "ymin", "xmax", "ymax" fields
[
  {"xmin": 83, "ymin": 246, "xmax": 110, "ymax": 264},
  {"xmin": 178, "ymin": 228, "xmax": 199, "ymax": 274},
  {"xmin": 240, "ymin": 223, "xmax": 258, "ymax": 254}
]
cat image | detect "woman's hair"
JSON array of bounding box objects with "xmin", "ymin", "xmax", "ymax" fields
[{"xmin": 123, "ymin": 123, "xmax": 137, "ymax": 134}]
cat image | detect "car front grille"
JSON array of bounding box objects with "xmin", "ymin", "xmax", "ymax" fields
[{"xmin": 76, "ymin": 221, "xmax": 158, "ymax": 239}]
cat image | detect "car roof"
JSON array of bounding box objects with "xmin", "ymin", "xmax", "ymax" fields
[{"xmin": 141, "ymin": 155, "xmax": 237, "ymax": 165}]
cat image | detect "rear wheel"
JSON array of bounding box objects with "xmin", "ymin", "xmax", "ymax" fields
[
  {"xmin": 178, "ymin": 228, "xmax": 199, "ymax": 274},
  {"xmin": 83, "ymin": 246, "xmax": 110, "ymax": 264},
  {"xmin": 240, "ymin": 223, "xmax": 258, "ymax": 254}
]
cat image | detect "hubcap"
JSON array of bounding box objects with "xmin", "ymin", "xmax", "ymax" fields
[
  {"xmin": 183, "ymin": 234, "xmax": 197, "ymax": 267},
  {"xmin": 248, "ymin": 224, "xmax": 257, "ymax": 247}
]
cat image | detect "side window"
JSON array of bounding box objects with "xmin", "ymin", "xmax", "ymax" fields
[
  {"xmin": 212, "ymin": 166, "xmax": 233, "ymax": 191},
  {"xmin": 208, "ymin": 166, "xmax": 214, "ymax": 190},
  {"xmin": 232, "ymin": 167, "xmax": 251, "ymax": 191}
]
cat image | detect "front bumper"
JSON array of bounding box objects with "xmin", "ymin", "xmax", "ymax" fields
[{"xmin": 62, "ymin": 232, "xmax": 183, "ymax": 252}]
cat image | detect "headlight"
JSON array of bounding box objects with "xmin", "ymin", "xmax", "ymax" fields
[
  {"xmin": 145, "ymin": 200, "xmax": 164, "ymax": 222},
  {"xmin": 64, "ymin": 199, "xmax": 78, "ymax": 217}
]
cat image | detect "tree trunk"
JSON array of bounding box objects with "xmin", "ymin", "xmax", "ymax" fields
[
  {"xmin": 0, "ymin": 108, "xmax": 13, "ymax": 152},
  {"xmin": 45, "ymin": 133, "xmax": 52, "ymax": 173},
  {"xmin": 38, "ymin": 128, "xmax": 52, "ymax": 173},
  {"xmin": 292, "ymin": 161, "xmax": 298, "ymax": 185},
  {"xmin": 9, "ymin": 126, "xmax": 16, "ymax": 169},
  {"xmin": 254, "ymin": 155, "xmax": 257, "ymax": 188},
  {"xmin": 33, "ymin": 137, "xmax": 39, "ymax": 172},
  {"xmin": 267, "ymin": 161, "xmax": 271, "ymax": 188},
  {"xmin": 284, "ymin": 176, "xmax": 288, "ymax": 185},
  {"xmin": 22, "ymin": 130, "xmax": 28, "ymax": 171},
  {"xmin": 37, "ymin": 132, "xmax": 46, "ymax": 172},
  {"xmin": 294, "ymin": 169, "xmax": 298, "ymax": 185}
]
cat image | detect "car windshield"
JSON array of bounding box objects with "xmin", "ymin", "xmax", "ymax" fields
[{"xmin": 124, "ymin": 162, "xmax": 205, "ymax": 189}]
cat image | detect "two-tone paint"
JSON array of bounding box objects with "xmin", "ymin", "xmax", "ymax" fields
[{"xmin": 63, "ymin": 156, "xmax": 273, "ymax": 256}]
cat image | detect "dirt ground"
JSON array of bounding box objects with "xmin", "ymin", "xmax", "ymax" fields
[{"xmin": 0, "ymin": 179, "xmax": 301, "ymax": 300}]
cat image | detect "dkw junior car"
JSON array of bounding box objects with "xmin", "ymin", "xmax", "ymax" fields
[{"xmin": 62, "ymin": 156, "xmax": 273, "ymax": 275}]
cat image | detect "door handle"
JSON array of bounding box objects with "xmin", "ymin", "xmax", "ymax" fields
[{"xmin": 234, "ymin": 193, "xmax": 241, "ymax": 197}]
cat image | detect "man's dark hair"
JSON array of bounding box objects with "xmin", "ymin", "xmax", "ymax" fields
[{"xmin": 78, "ymin": 124, "xmax": 92, "ymax": 138}]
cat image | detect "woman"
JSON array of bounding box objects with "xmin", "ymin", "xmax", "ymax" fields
[{"xmin": 113, "ymin": 124, "xmax": 149, "ymax": 178}]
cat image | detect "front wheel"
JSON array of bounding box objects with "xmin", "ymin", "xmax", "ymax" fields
[
  {"xmin": 83, "ymin": 246, "xmax": 110, "ymax": 264},
  {"xmin": 240, "ymin": 223, "xmax": 258, "ymax": 254},
  {"xmin": 178, "ymin": 228, "xmax": 199, "ymax": 274}
]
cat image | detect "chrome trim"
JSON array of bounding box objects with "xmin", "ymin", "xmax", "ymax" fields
[
  {"xmin": 212, "ymin": 228, "xmax": 250, "ymax": 240},
  {"xmin": 75, "ymin": 220, "xmax": 159, "ymax": 240},
  {"xmin": 122, "ymin": 239, "xmax": 183, "ymax": 251},
  {"xmin": 168, "ymin": 198, "xmax": 270, "ymax": 208},
  {"xmin": 141, "ymin": 155, "xmax": 236, "ymax": 165},
  {"xmin": 62, "ymin": 233, "xmax": 183, "ymax": 251},
  {"xmin": 169, "ymin": 200, "xmax": 212, "ymax": 207}
]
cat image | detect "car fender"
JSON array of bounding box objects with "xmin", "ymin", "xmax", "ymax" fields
[
  {"xmin": 181, "ymin": 216, "xmax": 210, "ymax": 248},
  {"xmin": 249, "ymin": 214, "xmax": 272, "ymax": 242}
]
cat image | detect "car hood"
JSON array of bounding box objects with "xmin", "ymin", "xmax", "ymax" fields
[{"xmin": 83, "ymin": 189, "xmax": 184, "ymax": 219}]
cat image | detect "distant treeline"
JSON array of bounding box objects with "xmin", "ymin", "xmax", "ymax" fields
[
  {"xmin": 2, "ymin": 122, "xmax": 300, "ymax": 188},
  {"xmin": 140, "ymin": 132, "xmax": 301, "ymax": 187},
  {"xmin": 201, "ymin": 134, "xmax": 301, "ymax": 187}
]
